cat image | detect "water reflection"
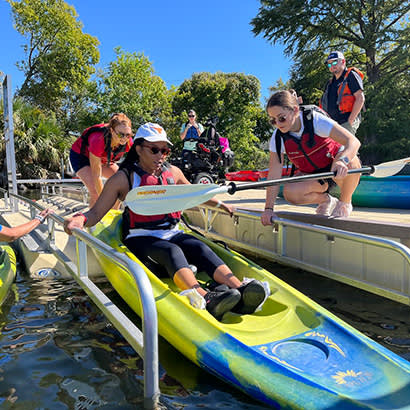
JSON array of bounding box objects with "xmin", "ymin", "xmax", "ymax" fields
[
  {"xmin": 0, "ymin": 271, "xmax": 268, "ymax": 409},
  {"xmin": 0, "ymin": 258, "xmax": 409, "ymax": 408}
]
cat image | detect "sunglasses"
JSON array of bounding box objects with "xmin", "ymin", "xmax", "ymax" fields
[
  {"xmin": 142, "ymin": 145, "xmax": 171, "ymax": 155},
  {"xmin": 269, "ymin": 114, "xmax": 288, "ymax": 126},
  {"xmin": 188, "ymin": 115, "xmax": 195, "ymax": 118},
  {"xmin": 115, "ymin": 131, "xmax": 132, "ymax": 139},
  {"xmin": 327, "ymin": 60, "xmax": 339, "ymax": 68}
]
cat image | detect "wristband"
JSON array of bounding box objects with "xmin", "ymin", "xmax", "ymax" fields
[
  {"xmin": 265, "ymin": 207, "xmax": 273, "ymax": 211},
  {"xmin": 216, "ymin": 200, "xmax": 222, "ymax": 208},
  {"xmin": 337, "ymin": 155, "xmax": 350, "ymax": 165},
  {"xmin": 34, "ymin": 215, "xmax": 46, "ymax": 223},
  {"xmin": 73, "ymin": 212, "xmax": 88, "ymax": 225}
]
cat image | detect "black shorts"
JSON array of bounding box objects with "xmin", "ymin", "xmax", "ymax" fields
[
  {"xmin": 70, "ymin": 149, "xmax": 90, "ymax": 173},
  {"xmin": 124, "ymin": 232, "xmax": 225, "ymax": 279}
]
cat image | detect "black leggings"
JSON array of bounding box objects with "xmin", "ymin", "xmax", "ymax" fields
[{"xmin": 124, "ymin": 232, "xmax": 225, "ymax": 279}]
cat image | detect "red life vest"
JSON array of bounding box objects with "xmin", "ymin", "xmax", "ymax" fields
[
  {"xmin": 122, "ymin": 164, "xmax": 181, "ymax": 239},
  {"xmin": 275, "ymin": 107, "xmax": 341, "ymax": 174},
  {"xmin": 337, "ymin": 67, "xmax": 364, "ymax": 113},
  {"xmin": 80, "ymin": 123, "xmax": 129, "ymax": 164}
]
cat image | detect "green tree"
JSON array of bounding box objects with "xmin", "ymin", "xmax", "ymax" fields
[
  {"xmin": 251, "ymin": 0, "xmax": 409, "ymax": 83},
  {"xmin": 172, "ymin": 72, "xmax": 271, "ymax": 170},
  {"xmin": 251, "ymin": 0, "xmax": 410, "ymax": 162},
  {"xmin": 0, "ymin": 97, "xmax": 69, "ymax": 180},
  {"xmin": 87, "ymin": 47, "xmax": 173, "ymax": 133},
  {"xmin": 8, "ymin": 0, "xmax": 100, "ymax": 113}
]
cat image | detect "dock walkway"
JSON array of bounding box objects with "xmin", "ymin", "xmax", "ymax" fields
[{"xmin": 218, "ymin": 188, "xmax": 410, "ymax": 247}]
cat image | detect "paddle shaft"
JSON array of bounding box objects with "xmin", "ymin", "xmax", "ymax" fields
[{"xmin": 227, "ymin": 166, "xmax": 374, "ymax": 194}]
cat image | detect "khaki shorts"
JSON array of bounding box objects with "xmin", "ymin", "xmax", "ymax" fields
[{"xmin": 341, "ymin": 117, "xmax": 360, "ymax": 135}]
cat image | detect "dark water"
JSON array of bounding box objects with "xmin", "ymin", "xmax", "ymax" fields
[{"xmin": 0, "ymin": 257, "xmax": 409, "ymax": 409}]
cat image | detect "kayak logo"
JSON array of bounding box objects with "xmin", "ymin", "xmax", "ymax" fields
[
  {"xmin": 332, "ymin": 369, "xmax": 372, "ymax": 386},
  {"xmin": 137, "ymin": 189, "xmax": 166, "ymax": 196}
]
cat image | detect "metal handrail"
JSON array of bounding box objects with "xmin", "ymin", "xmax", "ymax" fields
[
  {"xmin": 1, "ymin": 189, "xmax": 160, "ymax": 408},
  {"xmin": 189, "ymin": 204, "xmax": 410, "ymax": 305},
  {"xmin": 199, "ymin": 204, "xmax": 410, "ymax": 261}
]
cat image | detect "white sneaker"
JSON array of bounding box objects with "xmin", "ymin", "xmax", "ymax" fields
[
  {"xmin": 316, "ymin": 194, "xmax": 338, "ymax": 216},
  {"xmin": 331, "ymin": 201, "xmax": 353, "ymax": 218}
]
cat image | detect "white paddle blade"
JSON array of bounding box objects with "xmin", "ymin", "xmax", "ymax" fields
[
  {"xmin": 124, "ymin": 183, "xmax": 228, "ymax": 215},
  {"xmin": 372, "ymin": 157, "xmax": 410, "ymax": 178}
]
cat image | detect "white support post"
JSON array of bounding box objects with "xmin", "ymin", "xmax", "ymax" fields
[{"xmin": 2, "ymin": 75, "xmax": 18, "ymax": 212}]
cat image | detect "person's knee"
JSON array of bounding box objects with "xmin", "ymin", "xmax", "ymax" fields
[{"xmin": 283, "ymin": 186, "xmax": 306, "ymax": 205}]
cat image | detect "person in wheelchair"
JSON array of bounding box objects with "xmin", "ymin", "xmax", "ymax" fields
[
  {"xmin": 179, "ymin": 116, "xmax": 235, "ymax": 184},
  {"xmin": 179, "ymin": 110, "xmax": 204, "ymax": 168}
]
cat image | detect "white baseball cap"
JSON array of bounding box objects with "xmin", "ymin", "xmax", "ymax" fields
[
  {"xmin": 326, "ymin": 51, "xmax": 345, "ymax": 62},
  {"xmin": 134, "ymin": 122, "xmax": 173, "ymax": 145}
]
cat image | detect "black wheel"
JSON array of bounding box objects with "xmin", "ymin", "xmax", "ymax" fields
[{"xmin": 194, "ymin": 172, "xmax": 214, "ymax": 184}]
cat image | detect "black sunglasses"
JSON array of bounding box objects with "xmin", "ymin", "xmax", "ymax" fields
[
  {"xmin": 188, "ymin": 115, "xmax": 195, "ymax": 118},
  {"xmin": 142, "ymin": 144, "xmax": 171, "ymax": 155},
  {"xmin": 269, "ymin": 114, "xmax": 288, "ymax": 126}
]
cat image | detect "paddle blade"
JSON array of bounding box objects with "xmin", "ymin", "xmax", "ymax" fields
[
  {"xmin": 372, "ymin": 157, "xmax": 410, "ymax": 178},
  {"xmin": 124, "ymin": 184, "xmax": 227, "ymax": 215}
]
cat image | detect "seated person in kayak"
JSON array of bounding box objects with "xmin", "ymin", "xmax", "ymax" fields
[
  {"xmin": 0, "ymin": 208, "xmax": 53, "ymax": 242},
  {"xmin": 261, "ymin": 90, "xmax": 361, "ymax": 226},
  {"xmin": 64, "ymin": 123, "xmax": 267, "ymax": 320}
]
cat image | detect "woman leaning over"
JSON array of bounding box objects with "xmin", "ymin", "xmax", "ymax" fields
[
  {"xmin": 69, "ymin": 113, "xmax": 133, "ymax": 208},
  {"xmin": 261, "ymin": 90, "xmax": 361, "ymax": 226}
]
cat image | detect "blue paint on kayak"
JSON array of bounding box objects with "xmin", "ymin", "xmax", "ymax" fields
[{"xmin": 351, "ymin": 176, "xmax": 410, "ymax": 209}]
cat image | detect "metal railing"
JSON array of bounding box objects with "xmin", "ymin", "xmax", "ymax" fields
[
  {"xmin": 0, "ymin": 189, "xmax": 160, "ymax": 408},
  {"xmin": 185, "ymin": 204, "xmax": 410, "ymax": 305}
]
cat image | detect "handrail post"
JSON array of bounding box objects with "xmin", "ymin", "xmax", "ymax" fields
[
  {"xmin": 76, "ymin": 238, "xmax": 88, "ymax": 278},
  {"xmin": 2, "ymin": 75, "xmax": 18, "ymax": 212}
]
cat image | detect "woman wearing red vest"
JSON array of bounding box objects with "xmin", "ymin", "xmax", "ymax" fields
[
  {"xmin": 261, "ymin": 90, "xmax": 361, "ymax": 225},
  {"xmin": 64, "ymin": 123, "xmax": 268, "ymax": 320},
  {"xmin": 69, "ymin": 113, "xmax": 133, "ymax": 207}
]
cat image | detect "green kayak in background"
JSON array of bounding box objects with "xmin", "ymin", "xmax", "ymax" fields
[
  {"xmin": 275, "ymin": 175, "xmax": 410, "ymax": 209},
  {"xmin": 350, "ymin": 175, "xmax": 410, "ymax": 209},
  {"xmin": 0, "ymin": 244, "xmax": 17, "ymax": 306}
]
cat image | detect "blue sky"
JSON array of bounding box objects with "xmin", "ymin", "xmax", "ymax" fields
[{"xmin": 0, "ymin": 0, "xmax": 292, "ymax": 102}]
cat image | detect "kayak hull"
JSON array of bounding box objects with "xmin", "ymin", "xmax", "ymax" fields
[
  {"xmin": 277, "ymin": 175, "xmax": 410, "ymax": 209},
  {"xmin": 0, "ymin": 244, "xmax": 17, "ymax": 306},
  {"xmin": 90, "ymin": 210, "xmax": 410, "ymax": 409},
  {"xmin": 351, "ymin": 175, "xmax": 410, "ymax": 209}
]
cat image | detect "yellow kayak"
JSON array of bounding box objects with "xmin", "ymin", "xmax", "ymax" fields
[{"xmin": 90, "ymin": 210, "xmax": 410, "ymax": 409}]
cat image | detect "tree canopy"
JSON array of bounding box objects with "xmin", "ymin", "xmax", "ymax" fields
[
  {"xmin": 251, "ymin": 0, "xmax": 410, "ymax": 83},
  {"xmin": 0, "ymin": 97, "xmax": 69, "ymax": 180},
  {"xmin": 83, "ymin": 48, "xmax": 173, "ymax": 133},
  {"xmin": 8, "ymin": 0, "xmax": 100, "ymax": 113},
  {"xmin": 252, "ymin": 0, "xmax": 410, "ymax": 162}
]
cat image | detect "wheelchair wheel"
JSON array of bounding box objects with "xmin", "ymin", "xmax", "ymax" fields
[{"xmin": 194, "ymin": 172, "xmax": 214, "ymax": 184}]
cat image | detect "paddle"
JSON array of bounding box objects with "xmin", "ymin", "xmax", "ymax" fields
[{"xmin": 124, "ymin": 157, "xmax": 410, "ymax": 215}]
